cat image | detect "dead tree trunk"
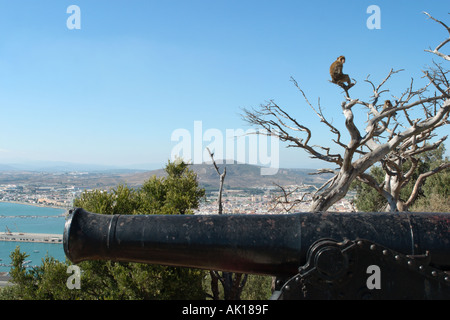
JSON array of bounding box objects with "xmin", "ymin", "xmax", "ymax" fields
[{"xmin": 206, "ymin": 148, "xmax": 248, "ymax": 300}]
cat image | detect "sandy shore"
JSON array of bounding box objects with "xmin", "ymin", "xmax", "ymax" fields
[{"xmin": 0, "ymin": 200, "xmax": 70, "ymax": 211}]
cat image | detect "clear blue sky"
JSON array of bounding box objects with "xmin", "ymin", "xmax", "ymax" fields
[{"xmin": 0, "ymin": 0, "xmax": 448, "ymax": 170}]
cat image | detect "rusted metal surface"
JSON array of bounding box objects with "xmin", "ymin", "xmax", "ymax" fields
[{"xmin": 64, "ymin": 208, "xmax": 450, "ymax": 275}]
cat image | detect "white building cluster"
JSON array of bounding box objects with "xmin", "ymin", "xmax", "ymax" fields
[
  {"xmin": 195, "ymin": 184, "xmax": 355, "ymax": 215},
  {"xmin": 0, "ymin": 183, "xmax": 83, "ymax": 208}
]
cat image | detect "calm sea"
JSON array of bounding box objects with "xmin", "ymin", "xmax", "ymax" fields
[{"xmin": 0, "ymin": 202, "xmax": 67, "ymax": 272}]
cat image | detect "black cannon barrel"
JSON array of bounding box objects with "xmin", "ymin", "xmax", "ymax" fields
[{"xmin": 64, "ymin": 208, "xmax": 450, "ymax": 276}]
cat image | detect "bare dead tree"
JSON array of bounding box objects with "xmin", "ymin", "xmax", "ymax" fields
[
  {"xmin": 241, "ymin": 13, "xmax": 450, "ymax": 212},
  {"xmin": 356, "ymin": 12, "xmax": 450, "ymax": 211},
  {"xmin": 206, "ymin": 148, "xmax": 248, "ymax": 300}
]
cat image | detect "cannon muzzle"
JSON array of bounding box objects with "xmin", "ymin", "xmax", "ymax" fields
[{"xmin": 64, "ymin": 208, "xmax": 450, "ymax": 276}]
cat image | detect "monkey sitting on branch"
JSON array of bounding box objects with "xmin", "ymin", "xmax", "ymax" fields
[
  {"xmin": 382, "ymin": 99, "xmax": 398, "ymax": 118},
  {"xmin": 330, "ymin": 55, "xmax": 355, "ymax": 90}
]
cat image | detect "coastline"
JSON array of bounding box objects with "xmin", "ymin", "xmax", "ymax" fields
[
  {"xmin": 0, "ymin": 232, "xmax": 63, "ymax": 243},
  {"xmin": 0, "ymin": 200, "xmax": 70, "ymax": 211},
  {"xmin": 0, "ymin": 202, "xmax": 68, "ymax": 275}
]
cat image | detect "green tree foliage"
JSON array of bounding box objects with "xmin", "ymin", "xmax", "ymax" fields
[
  {"xmin": 351, "ymin": 166, "xmax": 386, "ymax": 212},
  {"xmin": 140, "ymin": 160, "xmax": 205, "ymax": 215},
  {"xmin": 411, "ymin": 168, "xmax": 450, "ymax": 212},
  {"xmin": 0, "ymin": 247, "xmax": 81, "ymax": 300},
  {"xmin": 240, "ymin": 275, "xmax": 272, "ymax": 300},
  {"xmin": 1, "ymin": 160, "xmax": 207, "ymax": 300}
]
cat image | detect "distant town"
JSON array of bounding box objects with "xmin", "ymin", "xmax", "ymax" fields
[
  {"xmin": 0, "ymin": 182, "xmax": 81, "ymax": 209},
  {"xmin": 0, "ymin": 171, "xmax": 356, "ymax": 214},
  {"xmin": 197, "ymin": 186, "xmax": 355, "ymax": 214}
]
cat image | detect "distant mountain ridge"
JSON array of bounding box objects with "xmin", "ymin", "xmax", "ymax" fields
[
  {"xmin": 124, "ymin": 162, "xmax": 332, "ymax": 189},
  {"xmin": 0, "ymin": 161, "xmax": 333, "ymax": 189}
]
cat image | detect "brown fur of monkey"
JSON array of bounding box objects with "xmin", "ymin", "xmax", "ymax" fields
[
  {"xmin": 383, "ymin": 100, "xmax": 393, "ymax": 110},
  {"xmin": 382, "ymin": 100, "xmax": 397, "ymax": 119},
  {"xmin": 330, "ymin": 56, "xmax": 351, "ymax": 86}
]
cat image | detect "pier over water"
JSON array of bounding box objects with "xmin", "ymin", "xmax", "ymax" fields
[{"xmin": 0, "ymin": 232, "xmax": 62, "ymax": 243}]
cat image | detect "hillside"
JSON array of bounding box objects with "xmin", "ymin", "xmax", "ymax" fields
[
  {"xmin": 0, "ymin": 163, "xmax": 332, "ymax": 190},
  {"xmin": 122, "ymin": 163, "xmax": 332, "ymax": 190}
]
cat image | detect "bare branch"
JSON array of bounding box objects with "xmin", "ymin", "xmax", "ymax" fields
[
  {"xmin": 357, "ymin": 173, "xmax": 385, "ymax": 196},
  {"xmin": 404, "ymin": 135, "xmax": 448, "ymax": 157},
  {"xmin": 241, "ymin": 94, "xmax": 344, "ymax": 165},
  {"xmin": 309, "ymin": 168, "xmax": 337, "ymax": 175},
  {"xmin": 400, "ymin": 157, "xmax": 419, "ymax": 188},
  {"xmin": 423, "ymin": 12, "xmax": 450, "ymax": 61},
  {"xmin": 313, "ymin": 174, "xmax": 338, "ymax": 196},
  {"xmin": 366, "ymin": 69, "xmax": 404, "ymax": 106},
  {"xmin": 270, "ymin": 183, "xmax": 311, "ymax": 212},
  {"xmin": 404, "ymin": 162, "xmax": 450, "ymax": 208},
  {"xmin": 291, "ymin": 78, "xmax": 348, "ymax": 151},
  {"xmin": 423, "ymin": 70, "xmax": 450, "ymax": 98},
  {"xmin": 207, "ymin": 147, "xmax": 226, "ymax": 215},
  {"xmin": 353, "ymin": 100, "xmax": 450, "ymax": 175}
]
